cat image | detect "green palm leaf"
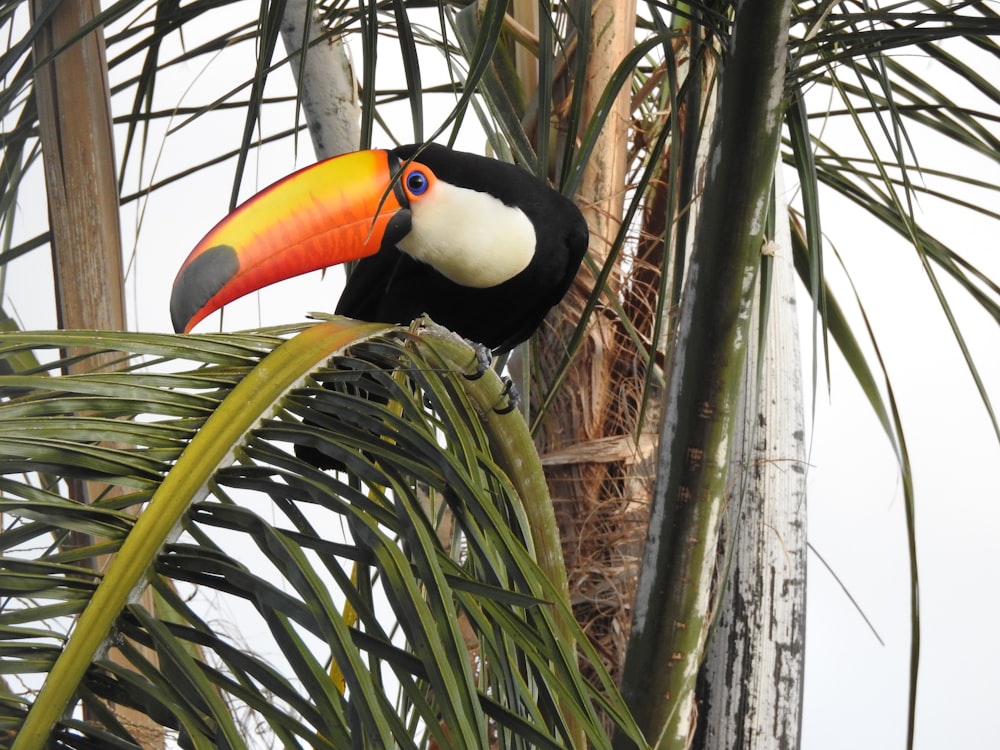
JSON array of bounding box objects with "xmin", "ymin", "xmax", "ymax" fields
[{"xmin": 0, "ymin": 323, "xmax": 644, "ymax": 749}]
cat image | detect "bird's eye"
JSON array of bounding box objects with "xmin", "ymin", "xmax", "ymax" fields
[{"xmin": 406, "ymin": 171, "xmax": 429, "ymax": 196}]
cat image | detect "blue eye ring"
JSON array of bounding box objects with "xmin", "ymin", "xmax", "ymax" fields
[{"xmin": 406, "ymin": 170, "xmax": 429, "ymax": 196}]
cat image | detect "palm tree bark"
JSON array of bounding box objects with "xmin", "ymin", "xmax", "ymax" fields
[
  {"xmin": 279, "ymin": 0, "xmax": 359, "ymax": 159},
  {"xmin": 29, "ymin": 2, "xmax": 163, "ymax": 746},
  {"xmin": 533, "ymin": 0, "xmax": 641, "ymax": 692},
  {"xmin": 694, "ymin": 170, "xmax": 807, "ymax": 749},
  {"xmin": 31, "ymin": 0, "xmax": 124, "ymax": 352}
]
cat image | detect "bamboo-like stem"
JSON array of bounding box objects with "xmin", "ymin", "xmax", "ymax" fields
[{"xmin": 618, "ymin": 3, "xmax": 794, "ymax": 747}]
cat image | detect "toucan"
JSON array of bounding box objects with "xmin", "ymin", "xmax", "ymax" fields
[{"xmin": 170, "ymin": 143, "xmax": 589, "ymax": 356}]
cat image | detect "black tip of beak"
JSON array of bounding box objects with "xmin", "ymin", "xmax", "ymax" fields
[{"xmin": 170, "ymin": 245, "xmax": 240, "ymax": 333}]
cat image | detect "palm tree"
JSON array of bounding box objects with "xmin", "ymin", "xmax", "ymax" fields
[{"xmin": 1, "ymin": 1, "xmax": 998, "ymax": 748}]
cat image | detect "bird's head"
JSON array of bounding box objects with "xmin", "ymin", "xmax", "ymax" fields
[
  {"xmin": 169, "ymin": 144, "xmax": 569, "ymax": 335},
  {"xmin": 171, "ymin": 147, "xmax": 429, "ymax": 333}
]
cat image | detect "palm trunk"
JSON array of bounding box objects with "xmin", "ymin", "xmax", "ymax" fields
[
  {"xmin": 30, "ymin": 2, "xmax": 163, "ymax": 745},
  {"xmin": 31, "ymin": 0, "xmax": 124, "ymax": 350},
  {"xmin": 532, "ymin": 0, "xmax": 644, "ymax": 694},
  {"xmin": 694, "ymin": 168, "xmax": 807, "ymax": 749},
  {"xmin": 279, "ymin": 0, "xmax": 359, "ymax": 159}
]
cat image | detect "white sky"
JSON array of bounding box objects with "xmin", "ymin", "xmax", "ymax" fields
[{"xmin": 4, "ymin": 5, "xmax": 999, "ymax": 748}]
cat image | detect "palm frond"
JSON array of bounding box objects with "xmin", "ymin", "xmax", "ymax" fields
[{"xmin": 0, "ymin": 324, "xmax": 644, "ymax": 749}]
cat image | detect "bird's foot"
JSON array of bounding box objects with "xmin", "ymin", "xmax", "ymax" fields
[
  {"xmin": 463, "ymin": 342, "xmax": 494, "ymax": 381},
  {"xmin": 493, "ymin": 377, "xmax": 520, "ymax": 415}
]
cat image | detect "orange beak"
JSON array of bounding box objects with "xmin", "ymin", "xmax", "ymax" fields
[{"xmin": 170, "ymin": 149, "xmax": 422, "ymax": 333}]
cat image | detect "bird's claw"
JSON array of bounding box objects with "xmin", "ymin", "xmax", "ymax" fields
[
  {"xmin": 463, "ymin": 342, "xmax": 494, "ymax": 381},
  {"xmin": 493, "ymin": 377, "xmax": 520, "ymax": 415}
]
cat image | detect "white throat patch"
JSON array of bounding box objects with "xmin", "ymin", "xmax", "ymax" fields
[{"xmin": 396, "ymin": 181, "xmax": 536, "ymax": 288}]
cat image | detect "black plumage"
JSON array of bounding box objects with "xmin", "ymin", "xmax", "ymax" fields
[{"xmin": 336, "ymin": 144, "xmax": 588, "ymax": 355}]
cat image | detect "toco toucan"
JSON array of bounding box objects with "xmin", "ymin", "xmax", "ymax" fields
[{"xmin": 170, "ymin": 143, "xmax": 589, "ymax": 355}]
